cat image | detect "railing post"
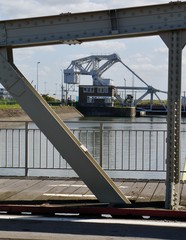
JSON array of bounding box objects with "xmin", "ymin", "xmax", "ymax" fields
[
  {"xmin": 100, "ymin": 123, "xmax": 103, "ymax": 167},
  {"xmin": 25, "ymin": 121, "xmax": 29, "ymax": 176}
]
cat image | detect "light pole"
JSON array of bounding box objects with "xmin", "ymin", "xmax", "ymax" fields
[
  {"xmin": 60, "ymin": 69, "xmax": 64, "ymax": 105},
  {"xmin": 132, "ymin": 74, "xmax": 134, "ymax": 97},
  {"xmin": 37, "ymin": 61, "xmax": 40, "ymax": 92},
  {"xmin": 124, "ymin": 78, "xmax": 126, "ymax": 99}
]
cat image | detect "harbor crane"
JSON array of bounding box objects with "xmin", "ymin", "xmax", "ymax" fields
[{"xmin": 64, "ymin": 53, "xmax": 167, "ymax": 109}]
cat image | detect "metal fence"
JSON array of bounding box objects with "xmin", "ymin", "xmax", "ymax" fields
[{"xmin": 0, "ymin": 120, "xmax": 186, "ymax": 179}]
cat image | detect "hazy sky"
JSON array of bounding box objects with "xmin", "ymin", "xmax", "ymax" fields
[{"xmin": 0, "ymin": 0, "xmax": 185, "ymax": 100}]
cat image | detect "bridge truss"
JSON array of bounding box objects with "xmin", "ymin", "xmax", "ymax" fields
[{"xmin": 0, "ymin": 2, "xmax": 185, "ymax": 209}]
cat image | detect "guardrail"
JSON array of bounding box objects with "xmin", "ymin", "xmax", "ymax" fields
[{"xmin": 0, "ymin": 120, "xmax": 185, "ymax": 179}]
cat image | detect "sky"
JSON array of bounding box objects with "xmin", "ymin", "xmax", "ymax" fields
[{"xmin": 0, "ymin": 0, "xmax": 185, "ymax": 101}]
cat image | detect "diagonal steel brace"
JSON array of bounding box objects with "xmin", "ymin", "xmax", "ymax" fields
[{"xmin": 0, "ymin": 51, "xmax": 131, "ymax": 205}]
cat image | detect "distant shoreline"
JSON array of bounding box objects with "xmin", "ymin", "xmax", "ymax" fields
[{"xmin": 0, "ymin": 106, "xmax": 83, "ymax": 121}]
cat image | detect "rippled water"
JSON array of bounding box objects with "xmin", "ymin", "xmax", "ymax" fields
[{"xmin": 1, "ymin": 115, "xmax": 186, "ymax": 179}]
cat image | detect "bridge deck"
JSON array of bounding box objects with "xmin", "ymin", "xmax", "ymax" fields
[{"xmin": 0, "ymin": 177, "xmax": 185, "ymax": 207}]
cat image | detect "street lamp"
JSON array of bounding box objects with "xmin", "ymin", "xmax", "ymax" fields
[
  {"xmin": 124, "ymin": 78, "xmax": 126, "ymax": 99},
  {"xmin": 37, "ymin": 61, "xmax": 40, "ymax": 92},
  {"xmin": 60, "ymin": 69, "xmax": 64, "ymax": 105}
]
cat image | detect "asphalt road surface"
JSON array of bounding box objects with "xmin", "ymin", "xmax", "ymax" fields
[{"xmin": 0, "ymin": 214, "xmax": 185, "ymax": 240}]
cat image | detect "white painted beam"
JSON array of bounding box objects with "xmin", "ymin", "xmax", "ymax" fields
[{"xmin": 0, "ymin": 2, "xmax": 185, "ymax": 48}]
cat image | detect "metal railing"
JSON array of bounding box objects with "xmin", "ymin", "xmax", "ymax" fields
[{"xmin": 0, "ymin": 120, "xmax": 186, "ymax": 179}]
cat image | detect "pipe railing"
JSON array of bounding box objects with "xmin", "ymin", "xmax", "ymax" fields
[{"xmin": 0, "ymin": 120, "xmax": 186, "ymax": 179}]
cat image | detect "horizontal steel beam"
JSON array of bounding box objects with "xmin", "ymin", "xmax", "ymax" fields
[{"xmin": 0, "ymin": 2, "xmax": 185, "ymax": 48}]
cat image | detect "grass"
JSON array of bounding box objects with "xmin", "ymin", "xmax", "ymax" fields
[{"xmin": 0, "ymin": 104, "xmax": 21, "ymax": 110}]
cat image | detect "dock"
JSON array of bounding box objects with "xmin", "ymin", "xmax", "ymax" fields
[
  {"xmin": 0, "ymin": 177, "xmax": 185, "ymax": 207},
  {"xmin": 0, "ymin": 177, "xmax": 186, "ymax": 219}
]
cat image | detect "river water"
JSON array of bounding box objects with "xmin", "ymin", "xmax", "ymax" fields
[
  {"xmin": 64, "ymin": 115, "xmax": 186, "ymax": 179},
  {"xmin": 1, "ymin": 115, "xmax": 186, "ymax": 180}
]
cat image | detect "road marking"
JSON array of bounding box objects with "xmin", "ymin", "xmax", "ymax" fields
[
  {"xmin": 43, "ymin": 193, "xmax": 131, "ymax": 199},
  {"xmin": 49, "ymin": 184, "xmax": 87, "ymax": 187},
  {"xmin": 43, "ymin": 193, "xmax": 95, "ymax": 198},
  {"xmin": 49, "ymin": 184, "xmax": 129, "ymax": 189},
  {"xmin": 119, "ymin": 186, "xmax": 128, "ymax": 189}
]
